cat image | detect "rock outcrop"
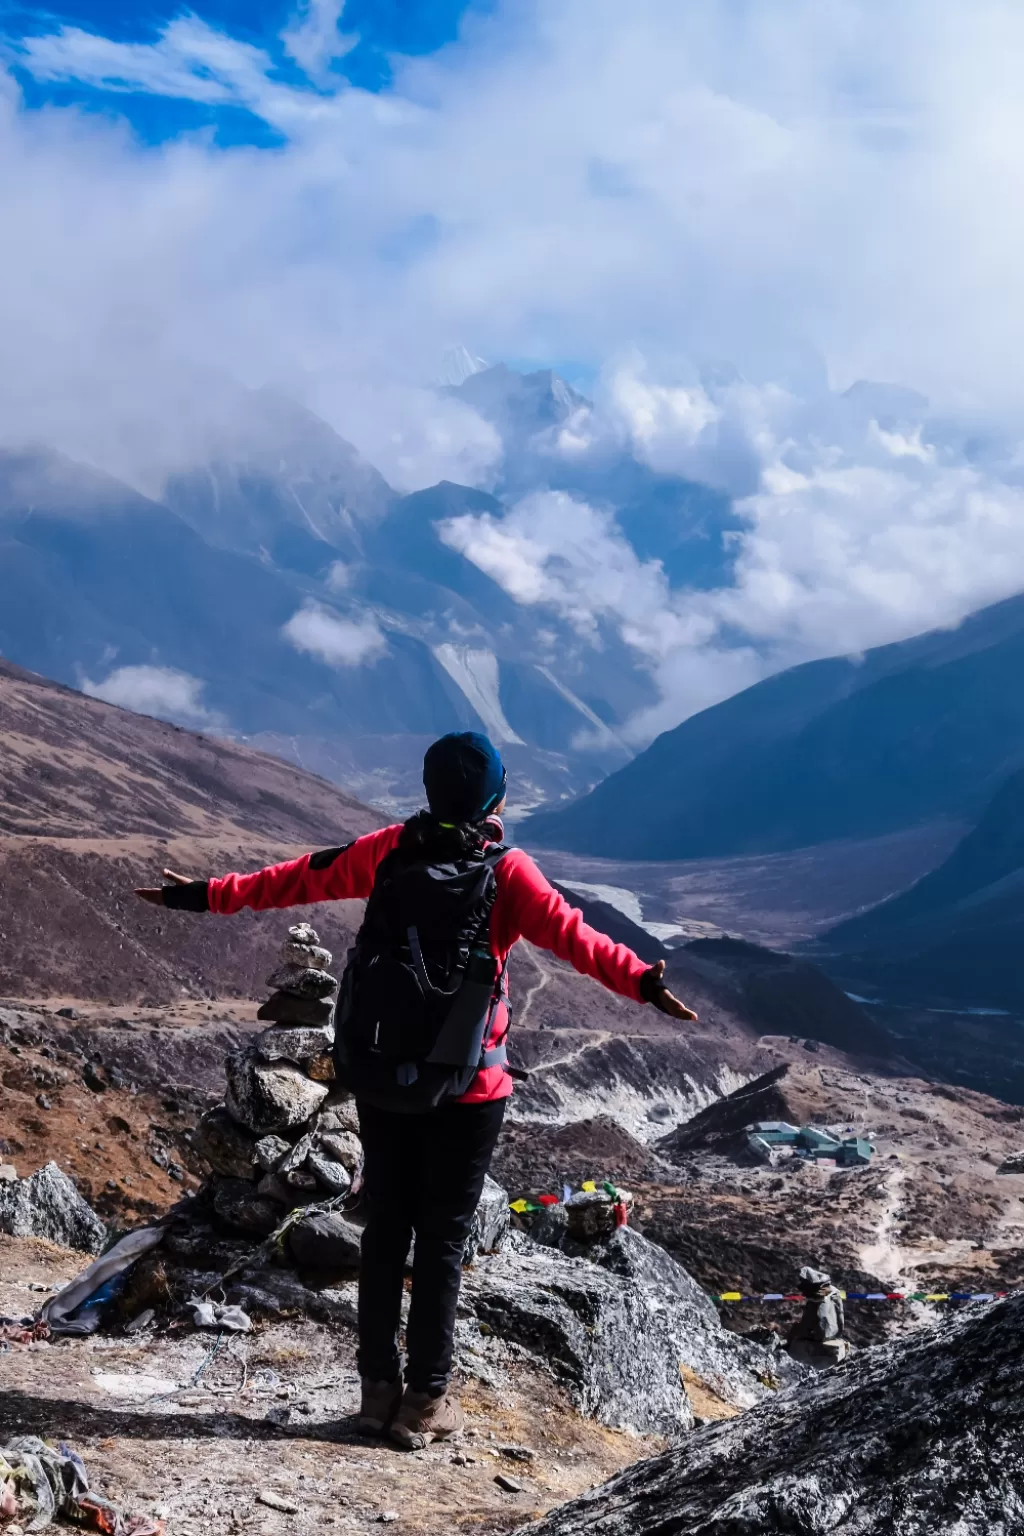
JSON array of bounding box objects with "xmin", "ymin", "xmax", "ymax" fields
[
  {"xmin": 460, "ymin": 1227, "xmax": 782, "ymax": 1438},
  {"xmin": 0, "ymin": 1161, "xmax": 106, "ymax": 1253},
  {"xmin": 530, "ymin": 1293, "xmax": 1024, "ymax": 1534}
]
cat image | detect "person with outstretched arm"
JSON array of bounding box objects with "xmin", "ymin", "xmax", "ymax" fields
[{"xmin": 136, "ymin": 731, "xmax": 698, "ymax": 1450}]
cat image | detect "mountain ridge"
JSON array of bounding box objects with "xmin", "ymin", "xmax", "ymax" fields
[{"xmin": 526, "ymin": 590, "xmax": 1024, "ymax": 859}]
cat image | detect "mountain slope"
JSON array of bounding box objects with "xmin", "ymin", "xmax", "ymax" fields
[
  {"xmin": 526, "ymin": 591, "xmax": 1024, "ymax": 859},
  {"xmin": 822, "ymin": 765, "xmax": 1024, "ymax": 1008},
  {"xmin": 0, "ymin": 656, "xmax": 382, "ymax": 1004},
  {"xmin": 533, "ymin": 1295, "xmax": 1024, "ymax": 1535}
]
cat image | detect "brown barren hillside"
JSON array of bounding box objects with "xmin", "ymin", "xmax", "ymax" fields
[{"xmin": 0, "ymin": 658, "xmax": 383, "ymax": 1003}]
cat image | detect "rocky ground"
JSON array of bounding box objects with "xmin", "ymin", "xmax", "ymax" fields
[
  {"xmin": 530, "ymin": 1290, "xmax": 1024, "ymax": 1535},
  {"xmin": 0, "ymin": 1236, "xmax": 654, "ymax": 1536}
]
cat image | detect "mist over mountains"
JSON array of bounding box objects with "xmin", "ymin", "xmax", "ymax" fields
[{"xmin": 0, "ymin": 361, "xmax": 746, "ymax": 809}]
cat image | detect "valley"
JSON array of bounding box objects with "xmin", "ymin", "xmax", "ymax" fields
[{"xmin": 4, "ymin": 614, "xmax": 1024, "ymax": 1532}]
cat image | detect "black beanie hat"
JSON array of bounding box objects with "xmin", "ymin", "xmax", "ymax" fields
[{"xmin": 422, "ymin": 732, "xmax": 507, "ymax": 823}]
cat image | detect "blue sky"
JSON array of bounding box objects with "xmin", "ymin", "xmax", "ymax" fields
[{"xmin": 4, "ymin": 0, "xmax": 492, "ymax": 141}]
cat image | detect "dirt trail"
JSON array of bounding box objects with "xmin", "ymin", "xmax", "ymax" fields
[{"xmin": 858, "ymin": 1162, "xmax": 909, "ymax": 1283}]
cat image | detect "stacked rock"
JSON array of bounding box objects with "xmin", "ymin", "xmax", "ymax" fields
[{"xmin": 192, "ymin": 923, "xmax": 364, "ymax": 1237}]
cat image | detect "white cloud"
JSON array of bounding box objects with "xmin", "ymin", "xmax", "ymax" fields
[
  {"xmin": 281, "ymin": 0, "xmax": 356, "ymax": 82},
  {"xmin": 82, "ymin": 664, "xmax": 215, "ymax": 724},
  {"xmin": 283, "ymin": 602, "xmax": 388, "ymax": 666},
  {"xmin": 444, "ymin": 379, "xmax": 1024, "ymax": 740},
  {"xmin": 7, "ymin": 0, "xmax": 1024, "ymax": 736}
]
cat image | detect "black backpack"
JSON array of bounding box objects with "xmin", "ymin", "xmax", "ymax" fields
[{"xmin": 334, "ymin": 842, "xmax": 511, "ymax": 1112}]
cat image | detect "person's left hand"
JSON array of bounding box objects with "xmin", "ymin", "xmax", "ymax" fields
[
  {"xmin": 642, "ymin": 959, "xmax": 699, "ymax": 1021},
  {"xmin": 134, "ymin": 868, "xmax": 196, "ymax": 906}
]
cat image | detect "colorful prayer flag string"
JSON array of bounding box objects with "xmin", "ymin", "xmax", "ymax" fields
[{"xmin": 710, "ymin": 1290, "xmax": 1012, "ymax": 1304}]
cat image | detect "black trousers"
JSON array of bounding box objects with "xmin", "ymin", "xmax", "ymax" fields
[{"xmin": 356, "ymin": 1097, "xmax": 506, "ymax": 1396}]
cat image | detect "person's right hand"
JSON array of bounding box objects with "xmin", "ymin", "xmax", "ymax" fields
[
  {"xmin": 134, "ymin": 869, "xmax": 196, "ymax": 906},
  {"xmin": 641, "ymin": 959, "xmax": 699, "ymax": 1021}
]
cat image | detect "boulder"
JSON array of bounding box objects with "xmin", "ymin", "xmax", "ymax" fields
[
  {"xmin": 587, "ymin": 1227, "xmax": 789, "ymax": 1408},
  {"xmin": 265, "ymin": 965, "xmax": 338, "ymax": 999},
  {"xmin": 224, "ymin": 1049, "xmax": 329, "ymax": 1134},
  {"xmin": 997, "ymin": 1150, "xmax": 1024, "ymax": 1174},
  {"xmin": 257, "ymin": 994, "xmax": 336, "ymax": 1026},
  {"xmin": 212, "ymin": 1178, "xmax": 286, "ymax": 1236},
  {"xmin": 460, "ymin": 1234, "xmax": 694, "ymax": 1437},
  {"xmin": 0, "ymin": 1161, "xmax": 106, "ymax": 1254},
  {"xmin": 319, "ymin": 1130, "xmax": 362, "ymax": 1173},
  {"xmin": 191, "ymin": 1107, "xmax": 258, "ymax": 1180},
  {"xmin": 530, "ymin": 1294, "xmax": 1024, "ymax": 1536},
  {"xmin": 254, "ymin": 1024, "xmax": 336, "ymax": 1065},
  {"xmin": 288, "ymin": 1210, "xmax": 363, "ymax": 1271},
  {"xmin": 463, "ymin": 1174, "xmax": 510, "ymax": 1265},
  {"xmin": 460, "ymin": 1229, "xmax": 780, "ymax": 1438}
]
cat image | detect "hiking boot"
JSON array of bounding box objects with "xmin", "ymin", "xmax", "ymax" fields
[
  {"xmin": 389, "ymin": 1388, "xmax": 465, "ymax": 1450},
  {"xmin": 357, "ymin": 1377, "xmax": 404, "ymax": 1435}
]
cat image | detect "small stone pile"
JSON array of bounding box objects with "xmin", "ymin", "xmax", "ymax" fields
[{"xmin": 192, "ymin": 924, "xmax": 363, "ymax": 1237}]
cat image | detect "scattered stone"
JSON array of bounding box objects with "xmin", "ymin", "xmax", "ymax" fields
[
  {"xmin": 495, "ymin": 1475, "xmax": 524, "ymax": 1494},
  {"xmin": 55, "ymin": 1006, "xmax": 79, "ymax": 1019},
  {"xmin": 319, "ymin": 1130, "xmax": 362, "ymax": 1173},
  {"xmin": 167, "ymin": 1163, "xmax": 186, "ymax": 1182},
  {"xmin": 997, "ymin": 1150, "xmax": 1024, "ymax": 1174},
  {"xmin": 377, "ymin": 1514, "xmax": 399, "ymax": 1525},
  {"xmin": 0, "ymin": 1161, "xmax": 106, "ymax": 1254},
  {"xmin": 499, "ymin": 1446, "xmax": 536, "ymax": 1462},
  {"xmin": 124, "ymin": 1308, "xmax": 155, "ymax": 1334},
  {"xmin": 257, "ymin": 993, "xmax": 336, "ymax": 1026},
  {"xmin": 265, "ymin": 965, "xmax": 338, "ymax": 1000},
  {"xmin": 150, "ymin": 1146, "xmax": 170, "ymax": 1170},
  {"xmin": 35, "ymin": 1094, "xmax": 52, "ymax": 1111},
  {"xmin": 307, "ymin": 1149, "xmax": 352, "ymax": 1194},
  {"xmin": 82, "ymin": 1063, "xmax": 107, "ymax": 1093},
  {"xmin": 254, "ymin": 1024, "xmax": 336, "ymax": 1065},
  {"xmin": 224, "ymin": 1050, "xmax": 329, "ymax": 1134},
  {"xmin": 0, "ymin": 1165, "xmax": 17, "ymax": 1183},
  {"xmin": 256, "ymin": 1491, "xmax": 300, "ymax": 1514}
]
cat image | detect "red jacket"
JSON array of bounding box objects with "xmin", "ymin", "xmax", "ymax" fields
[{"xmin": 208, "ymin": 825, "xmax": 651, "ymax": 1103}]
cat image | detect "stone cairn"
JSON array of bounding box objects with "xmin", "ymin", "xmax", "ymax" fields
[{"xmin": 191, "ymin": 923, "xmax": 363, "ymax": 1238}]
